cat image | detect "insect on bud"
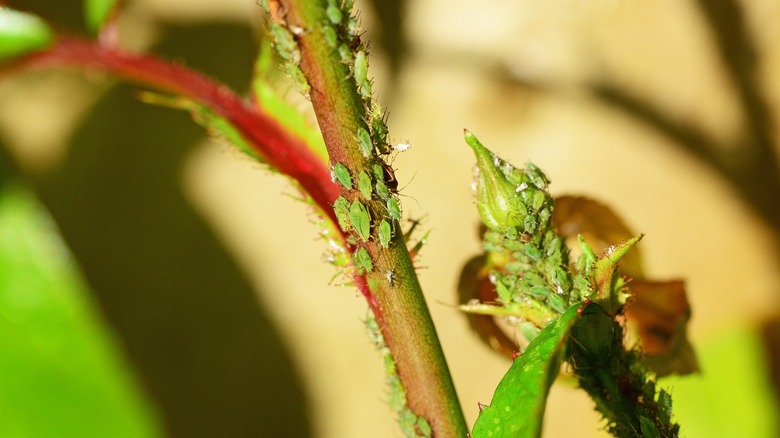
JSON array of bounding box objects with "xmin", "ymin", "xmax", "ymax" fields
[{"xmin": 464, "ymin": 130, "xmax": 525, "ymax": 231}]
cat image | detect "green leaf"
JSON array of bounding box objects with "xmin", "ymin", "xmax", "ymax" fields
[
  {"xmin": 472, "ymin": 302, "xmax": 584, "ymax": 438},
  {"xmin": 251, "ymin": 41, "xmax": 329, "ymax": 163},
  {"xmin": 138, "ymin": 92, "xmax": 264, "ymax": 163},
  {"xmin": 84, "ymin": 0, "xmax": 119, "ymax": 34},
  {"xmin": 0, "ymin": 8, "xmax": 53, "ymax": 61},
  {"xmin": 0, "ymin": 183, "xmax": 161, "ymax": 437}
]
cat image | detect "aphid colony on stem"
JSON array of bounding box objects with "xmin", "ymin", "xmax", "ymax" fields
[{"xmin": 262, "ymin": 0, "xmax": 409, "ymax": 283}]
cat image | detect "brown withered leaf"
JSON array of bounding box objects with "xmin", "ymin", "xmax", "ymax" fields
[
  {"xmin": 457, "ymin": 254, "xmax": 519, "ymax": 358},
  {"xmin": 625, "ymin": 280, "xmax": 700, "ymax": 376},
  {"xmin": 553, "ymin": 195, "xmax": 644, "ymax": 278},
  {"xmin": 554, "ymin": 196, "xmax": 697, "ymax": 376}
]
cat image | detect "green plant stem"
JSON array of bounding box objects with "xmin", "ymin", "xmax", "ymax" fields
[
  {"xmin": 568, "ymin": 307, "xmax": 679, "ymax": 437},
  {"xmin": 277, "ymin": 0, "xmax": 467, "ymax": 435}
]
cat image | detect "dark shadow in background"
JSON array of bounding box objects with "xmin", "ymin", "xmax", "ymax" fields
[{"xmin": 13, "ymin": 18, "xmax": 311, "ymax": 437}]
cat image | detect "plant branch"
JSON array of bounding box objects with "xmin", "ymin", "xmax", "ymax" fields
[
  {"xmin": 3, "ymin": 36, "xmax": 340, "ymax": 227},
  {"xmin": 275, "ymin": 0, "xmax": 467, "ymax": 435}
]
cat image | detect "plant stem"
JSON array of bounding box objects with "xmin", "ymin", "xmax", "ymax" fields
[
  {"xmin": 5, "ymin": 36, "xmax": 339, "ymax": 226},
  {"xmin": 278, "ymin": 0, "xmax": 467, "ymax": 435}
]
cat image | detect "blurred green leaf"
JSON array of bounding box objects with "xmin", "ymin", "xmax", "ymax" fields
[
  {"xmin": 84, "ymin": 0, "xmax": 119, "ymax": 34},
  {"xmin": 662, "ymin": 326, "xmax": 779, "ymax": 438},
  {"xmin": 472, "ymin": 302, "xmax": 583, "ymax": 438},
  {"xmin": 0, "ymin": 183, "xmax": 161, "ymax": 438},
  {"xmin": 0, "ymin": 8, "xmax": 53, "ymax": 61},
  {"xmin": 252, "ymin": 40, "xmax": 328, "ymax": 163}
]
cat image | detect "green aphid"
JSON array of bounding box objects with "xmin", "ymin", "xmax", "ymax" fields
[
  {"xmin": 527, "ymin": 286, "xmax": 550, "ymax": 299},
  {"xmin": 286, "ymin": 64, "xmax": 310, "ymax": 96},
  {"xmin": 323, "ymin": 25, "xmax": 338, "ymax": 48},
  {"xmin": 270, "ymin": 23, "xmax": 299, "ymax": 63},
  {"xmin": 338, "ymin": 43, "xmax": 352, "ymax": 64},
  {"xmin": 371, "ymin": 125, "xmax": 389, "ymax": 154},
  {"xmin": 417, "ymin": 417, "xmax": 432, "ymax": 437},
  {"xmin": 524, "ymin": 243, "xmax": 542, "ymax": 261},
  {"xmin": 333, "ymin": 196, "xmax": 351, "ymax": 231},
  {"xmin": 349, "ymin": 200, "xmax": 371, "ymax": 241},
  {"xmin": 532, "ymin": 189, "xmax": 545, "ymax": 211},
  {"xmin": 347, "ymin": 16, "xmax": 359, "ymax": 38},
  {"xmin": 378, "ymin": 220, "xmax": 392, "ymax": 248},
  {"xmin": 354, "ymin": 50, "xmax": 368, "ymax": 86},
  {"xmin": 357, "ymin": 126, "xmax": 373, "ymax": 157},
  {"xmin": 547, "ymin": 292, "xmax": 567, "ymax": 314},
  {"xmin": 375, "ymin": 180, "xmax": 390, "ymax": 200},
  {"xmin": 357, "ymin": 170, "xmax": 373, "ymax": 199},
  {"xmin": 386, "ymin": 197, "xmax": 401, "ymax": 220},
  {"xmin": 372, "ymin": 163, "xmax": 384, "ymax": 180},
  {"xmin": 359, "ymin": 80, "xmax": 372, "ymax": 100},
  {"xmin": 526, "ymin": 163, "xmax": 549, "ymax": 189},
  {"xmin": 326, "ymin": 4, "xmax": 343, "ymax": 25},
  {"xmin": 353, "ymin": 247, "xmax": 373, "ymax": 273},
  {"xmin": 332, "ymin": 162, "xmax": 352, "ymax": 189},
  {"xmin": 523, "ymin": 215, "xmax": 537, "ymax": 234}
]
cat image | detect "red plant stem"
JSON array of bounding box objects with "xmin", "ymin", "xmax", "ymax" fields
[
  {"xmin": 11, "ymin": 37, "xmax": 336, "ymax": 222},
  {"xmin": 5, "ymin": 36, "xmax": 384, "ymax": 316}
]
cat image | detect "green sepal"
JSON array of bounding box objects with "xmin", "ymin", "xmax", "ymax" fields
[
  {"xmin": 592, "ymin": 235, "xmax": 642, "ymax": 312},
  {"xmin": 0, "ymin": 8, "xmax": 53, "ymax": 61},
  {"xmin": 472, "ymin": 302, "xmax": 585, "ymax": 438}
]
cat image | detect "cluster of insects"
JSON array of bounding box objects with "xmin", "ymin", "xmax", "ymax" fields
[{"xmin": 261, "ymin": 0, "xmax": 410, "ymax": 279}]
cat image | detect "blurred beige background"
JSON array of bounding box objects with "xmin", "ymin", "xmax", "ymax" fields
[{"xmin": 2, "ymin": 0, "xmax": 780, "ymax": 437}]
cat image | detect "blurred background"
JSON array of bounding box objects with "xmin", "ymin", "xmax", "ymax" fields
[{"xmin": 1, "ymin": 0, "xmax": 779, "ymax": 436}]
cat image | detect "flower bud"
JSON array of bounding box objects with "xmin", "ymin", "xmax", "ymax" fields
[{"xmin": 464, "ymin": 130, "xmax": 525, "ymax": 231}]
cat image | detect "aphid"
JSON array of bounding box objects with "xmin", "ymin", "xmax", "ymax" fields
[
  {"xmin": 322, "ymin": 25, "xmax": 338, "ymax": 48},
  {"xmin": 375, "ymin": 180, "xmax": 390, "ymax": 200},
  {"xmin": 386, "ymin": 197, "xmax": 401, "ymax": 220},
  {"xmin": 346, "ymin": 16, "xmax": 359, "ymax": 39},
  {"xmin": 338, "ymin": 44, "xmax": 352, "ymax": 65},
  {"xmin": 385, "ymin": 269, "xmax": 394, "ymax": 285},
  {"xmin": 353, "ymin": 247, "xmax": 373, "ymax": 273},
  {"xmin": 353, "ymin": 50, "xmax": 368, "ymax": 87},
  {"xmin": 326, "ymin": 2, "xmax": 343, "ymax": 25},
  {"xmin": 394, "ymin": 143, "xmax": 411, "ymax": 152},
  {"xmin": 286, "ymin": 64, "xmax": 310, "ymax": 96},
  {"xmin": 523, "ymin": 243, "xmax": 542, "ymax": 261},
  {"xmin": 332, "ymin": 196, "xmax": 351, "ymax": 231},
  {"xmin": 348, "ymin": 200, "xmax": 371, "ymax": 241},
  {"xmin": 370, "ymin": 116, "xmax": 390, "ymax": 154},
  {"xmin": 511, "ymin": 350, "xmax": 521, "ymax": 360},
  {"xmin": 372, "ymin": 163, "xmax": 384, "ymax": 180},
  {"xmin": 378, "ymin": 220, "xmax": 392, "ymax": 248},
  {"xmin": 270, "ymin": 23, "xmax": 300, "ymax": 63},
  {"xmin": 359, "ymin": 80, "xmax": 372, "ymax": 100},
  {"xmin": 547, "ymin": 292, "xmax": 566, "ymax": 314},
  {"xmin": 290, "ymin": 25, "xmax": 306, "ymax": 36},
  {"xmin": 332, "ymin": 162, "xmax": 352, "ymax": 189},
  {"xmin": 532, "ymin": 190, "xmax": 545, "ymax": 211},
  {"xmin": 357, "ymin": 170, "xmax": 373, "ymax": 199},
  {"xmin": 381, "ymin": 161, "xmax": 398, "ymax": 191},
  {"xmin": 357, "ymin": 126, "xmax": 372, "ymax": 157}
]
